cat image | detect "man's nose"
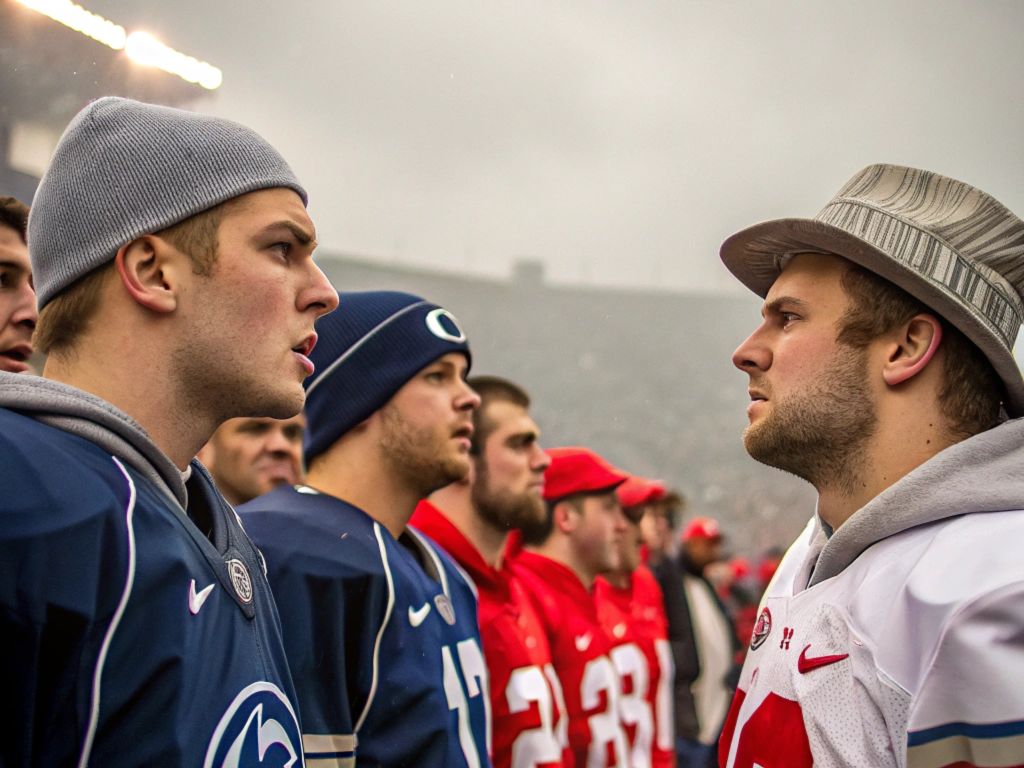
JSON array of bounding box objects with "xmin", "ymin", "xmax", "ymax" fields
[
  {"xmin": 299, "ymin": 262, "xmax": 340, "ymax": 318},
  {"xmin": 732, "ymin": 325, "xmax": 771, "ymax": 373},
  {"xmin": 12, "ymin": 281, "xmax": 38, "ymax": 329}
]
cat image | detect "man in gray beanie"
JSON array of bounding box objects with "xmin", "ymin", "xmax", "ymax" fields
[
  {"xmin": 0, "ymin": 97, "xmax": 338, "ymax": 767},
  {"xmin": 717, "ymin": 166, "xmax": 1024, "ymax": 768},
  {"xmin": 239, "ymin": 291, "xmax": 493, "ymax": 768}
]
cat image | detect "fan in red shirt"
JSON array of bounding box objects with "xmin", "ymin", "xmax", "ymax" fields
[
  {"xmin": 511, "ymin": 446, "xmax": 632, "ymax": 768},
  {"xmin": 595, "ymin": 476, "xmax": 676, "ymax": 768},
  {"xmin": 411, "ymin": 376, "xmax": 572, "ymax": 768}
]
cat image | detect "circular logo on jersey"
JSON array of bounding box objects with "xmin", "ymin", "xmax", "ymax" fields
[
  {"xmin": 227, "ymin": 559, "xmax": 253, "ymax": 604},
  {"xmin": 425, "ymin": 308, "xmax": 467, "ymax": 343},
  {"xmin": 434, "ymin": 593, "xmax": 457, "ymax": 625},
  {"xmin": 750, "ymin": 607, "xmax": 772, "ymax": 651},
  {"xmin": 204, "ymin": 682, "xmax": 301, "ymax": 768}
]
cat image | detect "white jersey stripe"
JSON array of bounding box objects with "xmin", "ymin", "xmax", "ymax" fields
[
  {"xmin": 78, "ymin": 457, "xmax": 138, "ymax": 768},
  {"xmin": 354, "ymin": 522, "xmax": 396, "ymax": 733}
]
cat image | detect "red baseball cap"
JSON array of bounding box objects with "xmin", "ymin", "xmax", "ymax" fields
[
  {"xmin": 682, "ymin": 517, "xmax": 723, "ymax": 541},
  {"xmin": 617, "ymin": 476, "xmax": 667, "ymax": 509},
  {"xmin": 542, "ymin": 447, "xmax": 629, "ymax": 502}
]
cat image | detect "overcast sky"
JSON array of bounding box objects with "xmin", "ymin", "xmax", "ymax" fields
[{"xmin": 87, "ymin": 0, "xmax": 1024, "ymax": 293}]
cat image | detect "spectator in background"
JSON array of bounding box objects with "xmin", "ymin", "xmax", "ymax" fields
[
  {"xmin": 595, "ymin": 475, "xmax": 676, "ymax": 768},
  {"xmin": 513, "ymin": 447, "xmax": 631, "ymax": 768},
  {"xmin": 650, "ymin": 514, "xmax": 738, "ymax": 768},
  {"xmin": 639, "ymin": 488, "xmax": 683, "ymax": 566},
  {"xmin": 197, "ymin": 413, "xmax": 306, "ymax": 506},
  {"xmin": 412, "ymin": 376, "xmax": 572, "ymax": 768},
  {"xmin": 0, "ymin": 197, "xmax": 37, "ymax": 373}
]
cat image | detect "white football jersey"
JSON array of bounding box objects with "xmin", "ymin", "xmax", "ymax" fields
[{"xmin": 719, "ymin": 509, "xmax": 1024, "ymax": 768}]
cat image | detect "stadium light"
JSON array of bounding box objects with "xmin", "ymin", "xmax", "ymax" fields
[
  {"xmin": 125, "ymin": 32, "xmax": 223, "ymax": 90},
  {"xmin": 13, "ymin": 0, "xmax": 223, "ymax": 89},
  {"xmin": 13, "ymin": 0, "xmax": 126, "ymax": 49}
]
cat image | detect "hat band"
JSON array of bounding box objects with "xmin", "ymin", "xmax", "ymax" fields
[
  {"xmin": 304, "ymin": 300, "xmax": 429, "ymax": 395},
  {"xmin": 817, "ymin": 200, "xmax": 1024, "ymax": 349}
]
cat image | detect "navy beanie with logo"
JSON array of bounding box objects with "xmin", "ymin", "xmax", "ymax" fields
[{"xmin": 303, "ymin": 291, "xmax": 472, "ymax": 464}]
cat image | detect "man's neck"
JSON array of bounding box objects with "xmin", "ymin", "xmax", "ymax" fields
[
  {"xmin": 526, "ymin": 536, "xmax": 597, "ymax": 590},
  {"xmin": 817, "ymin": 407, "xmax": 960, "ymax": 531},
  {"xmin": 428, "ymin": 483, "xmax": 507, "ymax": 568},
  {"xmin": 44, "ymin": 343, "xmax": 213, "ymax": 471},
  {"xmin": 305, "ymin": 442, "xmax": 420, "ymax": 539},
  {"xmin": 605, "ymin": 569, "xmax": 631, "ymax": 590}
]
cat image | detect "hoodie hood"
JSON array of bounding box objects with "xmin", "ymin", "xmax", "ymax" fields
[
  {"xmin": 0, "ymin": 371, "xmax": 187, "ymax": 508},
  {"xmin": 799, "ymin": 417, "xmax": 1024, "ymax": 588}
]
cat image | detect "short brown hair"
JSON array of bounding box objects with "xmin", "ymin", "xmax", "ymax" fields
[
  {"xmin": 0, "ymin": 197, "xmax": 29, "ymax": 243},
  {"xmin": 466, "ymin": 375, "xmax": 531, "ymax": 455},
  {"xmin": 657, "ymin": 490, "xmax": 686, "ymax": 529},
  {"xmin": 836, "ymin": 262, "xmax": 1004, "ymax": 439},
  {"xmin": 520, "ymin": 495, "xmax": 584, "ymax": 547},
  {"xmin": 34, "ymin": 203, "xmax": 228, "ymax": 355}
]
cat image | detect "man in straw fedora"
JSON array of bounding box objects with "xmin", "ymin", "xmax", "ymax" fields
[{"xmin": 717, "ymin": 165, "xmax": 1024, "ymax": 768}]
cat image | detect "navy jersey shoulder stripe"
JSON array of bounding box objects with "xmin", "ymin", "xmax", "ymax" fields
[
  {"xmin": 78, "ymin": 457, "xmax": 137, "ymax": 768},
  {"xmin": 355, "ymin": 521, "xmax": 396, "ymax": 733}
]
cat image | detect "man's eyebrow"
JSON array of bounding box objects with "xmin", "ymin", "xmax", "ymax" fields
[
  {"xmin": 763, "ymin": 295, "xmax": 808, "ymax": 316},
  {"xmin": 507, "ymin": 429, "xmax": 540, "ymax": 443},
  {"xmin": 261, "ymin": 220, "xmax": 317, "ymax": 248},
  {"xmin": 0, "ymin": 260, "xmax": 26, "ymax": 271}
]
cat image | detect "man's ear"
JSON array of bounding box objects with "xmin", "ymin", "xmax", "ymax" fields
[
  {"xmin": 114, "ymin": 235, "xmax": 188, "ymax": 314},
  {"xmin": 882, "ymin": 313, "xmax": 943, "ymax": 386},
  {"xmin": 553, "ymin": 501, "xmax": 577, "ymax": 535}
]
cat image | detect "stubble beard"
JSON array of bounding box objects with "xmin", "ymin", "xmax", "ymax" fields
[
  {"xmin": 171, "ymin": 290, "xmax": 303, "ymax": 428},
  {"xmin": 472, "ymin": 460, "xmax": 546, "ymax": 533},
  {"xmin": 743, "ymin": 343, "xmax": 878, "ymax": 497},
  {"xmin": 379, "ymin": 402, "xmax": 469, "ymax": 498}
]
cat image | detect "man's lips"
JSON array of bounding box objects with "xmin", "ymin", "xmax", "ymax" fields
[
  {"xmin": 0, "ymin": 343, "xmax": 34, "ymax": 373},
  {"xmin": 292, "ymin": 332, "xmax": 317, "ymax": 375},
  {"xmin": 452, "ymin": 423, "xmax": 473, "ymax": 449},
  {"xmin": 747, "ymin": 388, "xmax": 768, "ymax": 416}
]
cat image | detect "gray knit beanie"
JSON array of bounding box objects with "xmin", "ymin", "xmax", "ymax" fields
[{"xmin": 28, "ymin": 97, "xmax": 307, "ymax": 309}]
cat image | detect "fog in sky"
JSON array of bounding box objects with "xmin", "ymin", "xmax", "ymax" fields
[{"xmin": 88, "ymin": 0, "xmax": 1024, "ymax": 293}]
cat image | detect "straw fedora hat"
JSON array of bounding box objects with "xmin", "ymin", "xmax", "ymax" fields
[{"xmin": 720, "ymin": 164, "xmax": 1024, "ymax": 415}]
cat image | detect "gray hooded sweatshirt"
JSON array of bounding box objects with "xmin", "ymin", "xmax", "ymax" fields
[
  {"xmin": 0, "ymin": 370, "xmax": 188, "ymax": 510},
  {"xmin": 795, "ymin": 416, "xmax": 1024, "ymax": 590}
]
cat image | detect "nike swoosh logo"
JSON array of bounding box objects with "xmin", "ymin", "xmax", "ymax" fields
[
  {"xmin": 797, "ymin": 644, "xmax": 849, "ymax": 674},
  {"xmin": 575, "ymin": 632, "xmax": 593, "ymax": 651},
  {"xmin": 189, "ymin": 579, "xmax": 215, "ymax": 615},
  {"xmin": 409, "ymin": 602, "xmax": 431, "ymax": 627}
]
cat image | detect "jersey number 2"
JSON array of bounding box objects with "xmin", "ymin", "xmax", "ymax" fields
[{"xmin": 506, "ymin": 663, "xmax": 569, "ymax": 768}]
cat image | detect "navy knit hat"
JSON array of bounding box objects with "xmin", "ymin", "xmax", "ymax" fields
[{"xmin": 303, "ymin": 291, "xmax": 472, "ymax": 463}]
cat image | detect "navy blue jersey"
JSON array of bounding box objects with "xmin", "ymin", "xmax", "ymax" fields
[
  {"xmin": 240, "ymin": 484, "xmax": 492, "ymax": 768},
  {"xmin": 0, "ymin": 408, "xmax": 302, "ymax": 768}
]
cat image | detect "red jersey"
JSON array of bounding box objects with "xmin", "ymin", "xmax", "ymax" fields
[
  {"xmin": 411, "ymin": 502, "xmax": 571, "ymax": 768},
  {"xmin": 594, "ymin": 567, "xmax": 676, "ymax": 768},
  {"xmin": 511, "ymin": 550, "xmax": 630, "ymax": 768}
]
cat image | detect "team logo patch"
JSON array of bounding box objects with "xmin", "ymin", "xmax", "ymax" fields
[
  {"xmin": 204, "ymin": 682, "xmax": 301, "ymax": 768},
  {"xmin": 425, "ymin": 308, "xmax": 466, "ymax": 343},
  {"xmin": 227, "ymin": 559, "xmax": 253, "ymax": 604},
  {"xmin": 434, "ymin": 593, "xmax": 456, "ymax": 625},
  {"xmin": 750, "ymin": 607, "xmax": 772, "ymax": 651}
]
